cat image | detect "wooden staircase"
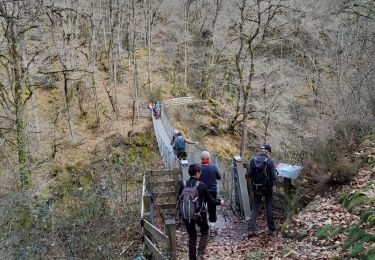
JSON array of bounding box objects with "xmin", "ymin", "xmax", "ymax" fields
[{"xmin": 147, "ymin": 169, "xmax": 181, "ymax": 218}]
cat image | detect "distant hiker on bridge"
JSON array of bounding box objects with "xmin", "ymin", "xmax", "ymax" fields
[
  {"xmin": 199, "ymin": 151, "xmax": 221, "ymax": 236},
  {"xmin": 178, "ymin": 163, "xmax": 224, "ymax": 260},
  {"xmin": 152, "ymin": 100, "xmax": 161, "ymax": 119},
  {"xmin": 246, "ymin": 144, "xmax": 276, "ymax": 236},
  {"xmin": 170, "ymin": 129, "xmax": 197, "ymax": 160}
]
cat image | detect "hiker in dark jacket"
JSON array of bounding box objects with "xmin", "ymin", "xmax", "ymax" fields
[
  {"xmin": 246, "ymin": 144, "xmax": 276, "ymax": 235},
  {"xmin": 179, "ymin": 163, "xmax": 224, "ymax": 260},
  {"xmin": 199, "ymin": 151, "xmax": 221, "ymax": 233}
]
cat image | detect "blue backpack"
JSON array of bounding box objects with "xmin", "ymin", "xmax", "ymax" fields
[{"xmin": 176, "ymin": 136, "xmax": 185, "ymax": 152}]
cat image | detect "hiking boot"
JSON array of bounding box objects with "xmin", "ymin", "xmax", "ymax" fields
[
  {"xmin": 248, "ymin": 230, "xmax": 256, "ymax": 237},
  {"xmin": 267, "ymin": 228, "xmax": 276, "ymax": 235},
  {"xmin": 209, "ymin": 227, "xmax": 218, "ymax": 237}
]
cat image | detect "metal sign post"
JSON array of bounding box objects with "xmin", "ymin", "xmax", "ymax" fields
[{"xmin": 233, "ymin": 156, "xmax": 251, "ymax": 220}]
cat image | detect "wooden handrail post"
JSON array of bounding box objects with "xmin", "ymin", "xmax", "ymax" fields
[
  {"xmin": 165, "ymin": 219, "xmax": 177, "ymax": 260},
  {"xmin": 180, "ymin": 160, "xmax": 189, "ymax": 182},
  {"xmin": 143, "ymin": 192, "xmax": 153, "ymax": 223}
]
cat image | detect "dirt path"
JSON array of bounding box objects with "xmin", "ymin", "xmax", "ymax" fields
[
  {"xmin": 175, "ymin": 207, "xmax": 286, "ymax": 259},
  {"xmin": 152, "ymin": 104, "xmax": 290, "ymax": 259}
]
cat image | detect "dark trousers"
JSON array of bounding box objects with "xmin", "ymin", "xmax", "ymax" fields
[
  {"xmin": 183, "ymin": 213, "xmax": 209, "ymax": 260},
  {"xmin": 207, "ymin": 191, "xmax": 217, "ymax": 223},
  {"xmin": 248, "ymin": 190, "xmax": 275, "ymax": 231}
]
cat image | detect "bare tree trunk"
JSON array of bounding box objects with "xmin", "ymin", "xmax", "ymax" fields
[
  {"xmin": 132, "ymin": 0, "xmax": 139, "ymax": 120},
  {"xmin": 106, "ymin": 0, "xmax": 119, "ymax": 119},
  {"xmin": 147, "ymin": 0, "xmax": 152, "ymax": 96},
  {"xmin": 90, "ymin": 2, "xmax": 100, "ymax": 124},
  {"xmin": 240, "ymin": 50, "xmax": 254, "ymax": 157},
  {"xmin": 75, "ymin": 82, "xmax": 86, "ymax": 116},
  {"xmin": 51, "ymin": 110, "xmax": 60, "ymax": 159},
  {"xmin": 240, "ymin": 104, "xmax": 248, "ymax": 157},
  {"xmin": 63, "ymin": 72, "xmax": 76, "ymax": 145},
  {"xmin": 31, "ymin": 91, "xmax": 41, "ymax": 144},
  {"xmin": 184, "ymin": 0, "xmax": 188, "ymax": 89},
  {"xmin": 10, "ymin": 19, "xmax": 31, "ymax": 188}
]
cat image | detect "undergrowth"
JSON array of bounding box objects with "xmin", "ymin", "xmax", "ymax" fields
[{"xmin": 0, "ymin": 133, "xmax": 157, "ymax": 259}]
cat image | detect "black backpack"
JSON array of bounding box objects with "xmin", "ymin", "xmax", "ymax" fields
[
  {"xmin": 251, "ymin": 157, "xmax": 270, "ymax": 195},
  {"xmin": 178, "ymin": 181, "xmax": 201, "ymax": 222}
]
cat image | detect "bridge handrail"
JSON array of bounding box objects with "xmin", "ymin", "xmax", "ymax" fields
[
  {"xmin": 152, "ymin": 109, "xmax": 180, "ymax": 169},
  {"xmin": 163, "ymin": 96, "xmax": 192, "ymax": 109},
  {"xmin": 158, "ymin": 105, "xmax": 236, "ymax": 212},
  {"xmin": 140, "ymin": 172, "xmax": 177, "ymax": 259}
]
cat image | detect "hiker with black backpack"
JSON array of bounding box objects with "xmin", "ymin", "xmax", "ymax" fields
[
  {"xmin": 246, "ymin": 144, "xmax": 277, "ymax": 236},
  {"xmin": 178, "ymin": 163, "xmax": 225, "ymax": 260}
]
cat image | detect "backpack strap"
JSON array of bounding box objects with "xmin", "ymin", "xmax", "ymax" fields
[{"xmin": 184, "ymin": 180, "xmax": 199, "ymax": 188}]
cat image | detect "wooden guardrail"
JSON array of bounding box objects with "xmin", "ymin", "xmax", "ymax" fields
[{"xmin": 140, "ymin": 173, "xmax": 177, "ymax": 260}]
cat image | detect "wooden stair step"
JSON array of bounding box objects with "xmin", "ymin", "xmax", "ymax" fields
[
  {"xmin": 149, "ymin": 180, "xmax": 177, "ymax": 186},
  {"xmin": 152, "ymin": 191, "xmax": 177, "ymax": 198},
  {"xmin": 158, "ymin": 203, "xmax": 177, "ymax": 210},
  {"xmin": 150, "ymin": 170, "xmax": 180, "ymax": 178}
]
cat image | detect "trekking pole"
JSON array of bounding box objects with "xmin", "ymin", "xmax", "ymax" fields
[
  {"xmin": 217, "ymin": 195, "xmax": 228, "ymax": 226},
  {"xmin": 218, "ymin": 195, "xmax": 235, "ymax": 253}
]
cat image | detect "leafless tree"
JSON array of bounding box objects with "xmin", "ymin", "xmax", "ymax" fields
[
  {"xmin": 229, "ymin": 0, "xmax": 286, "ymax": 156},
  {"xmin": 0, "ymin": 0, "xmax": 44, "ymax": 188}
]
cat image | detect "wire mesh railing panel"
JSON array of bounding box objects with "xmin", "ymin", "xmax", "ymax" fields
[
  {"xmin": 159, "ymin": 106, "xmax": 236, "ymax": 208},
  {"xmin": 160, "ymin": 109, "xmax": 174, "ymax": 141},
  {"xmin": 152, "ymin": 110, "xmax": 180, "ymax": 169}
]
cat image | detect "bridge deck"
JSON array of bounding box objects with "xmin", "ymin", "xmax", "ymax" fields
[{"xmin": 154, "ymin": 116, "xmax": 174, "ymax": 154}]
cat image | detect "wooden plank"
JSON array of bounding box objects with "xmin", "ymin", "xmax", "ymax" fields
[
  {"xmin": 160, "ymin": 208, "xmax": 176, "ymax": 217},
  {"xmin": 152, "ymin": 187, "xmax": 176, "ymax": 194},
  {"xmin": 140, "ymin": 175, "xmax": 147, "ymax": 219},
  {"xmin": 149, "ymin": 180, "xmax": 177, "ymax": 187},
  {"xmin": 142, "ymin": 219, "xmax": 169, "ymax": 244},
  {"xmin": 151, "ymin": 176, "xmax": 179, "ymax": 183},
  {"xmin": 155, "ymin": 197, "xmax": 178, "ymax": 205},
  {"xmin": 144, "ymin": 236, "xmax": 164, "ymax": 260},
  {"xmin": 151, "ymin": 170, "xmax": 180, "ymax": 177},
  {"xmin": 165, "ymin": 219, "xmax": 177, "ymax": 260},
  {"xmin": 152, "ymin": 191, "xmax": 177, "ymax": 198},
  {"xmin": 159, "ymin": 203, "xmax": 177, "ymax": 210}
]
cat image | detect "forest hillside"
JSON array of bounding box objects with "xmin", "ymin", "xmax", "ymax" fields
[{"xmin": 0, "ymin": 0, "xmax": 374, "ymax": 259}]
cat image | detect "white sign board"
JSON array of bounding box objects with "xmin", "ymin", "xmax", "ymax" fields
[{"xmin": 276, "ymin": 163, "xmax": 303, "ymax": 179}]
